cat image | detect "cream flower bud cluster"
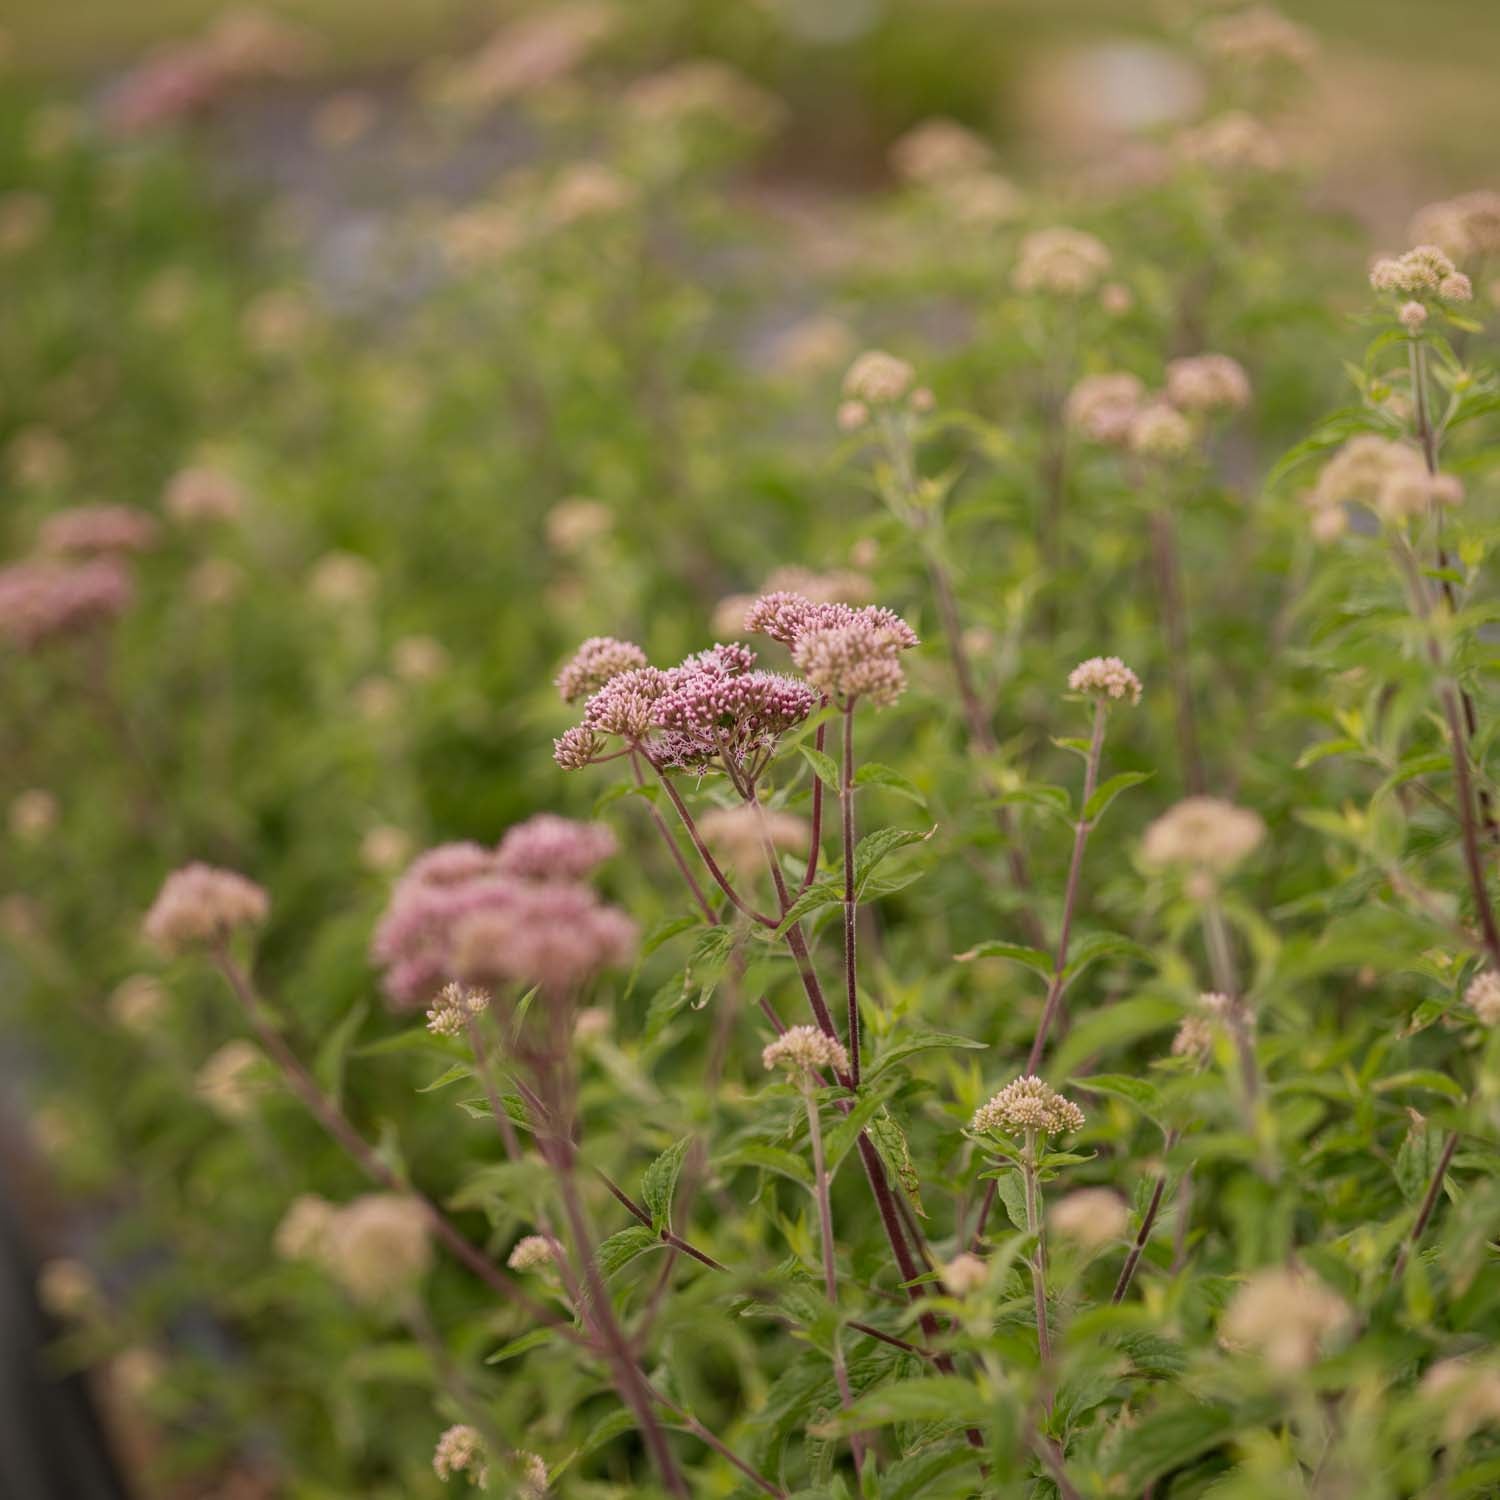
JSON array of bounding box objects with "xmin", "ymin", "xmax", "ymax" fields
[
  {"xmin": 1310, "ymin": 435, "xmax": 1463, "ymax": 529},
  {"xmin": 762, "ymin": 1023, "xmax": 849, "ymax": 1077},
  {"xmin": 971, "ymin": 1075, "xmax": 1085, "ymax": 1138},
  {"xmin": 1466, "ymin": 971, "xmax": 1500, "ymax": 1026},
  {"xmin": 507, "ymin": 1234, "xmax": 557, "ymax": 1271},
  {"xmin": 1012, "ymin": 227, "xmax": 1112, "ymax": 296},
  {"xmin": 424, "ymin": 981, "xmax": 491, "ymax": 1037},
  {"xmin": 1142, "ymin": 797, "xmax": 1264, "ymax": 874},
  {"xmin": 1369, "ymin": 245, "xmax": 1473, "ymax": 303},
  {"xmin": 1068, "ymin": 656, "xmax": 1142, "ymax": 705},
  {"xmin": 1219, "ymin": 1267, "xmax": 1350, "ymax": 1372}
]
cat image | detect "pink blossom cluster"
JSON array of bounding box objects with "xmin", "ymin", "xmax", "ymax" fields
[
  {"xmin": 144, "ymin": 863, "xmax": 270, "ymax": 954},
  {"xmin": 743, "ymin": 591, "xmax": 919, "ymax": 708},
  {"xmin": 371, "ymin": 817, "xmax": 632, "ymax": 1006},
  {"xmin": 38, "ymin": 505, "xmax": 159, "ymax": 557},
  {"xmin": 0, "ymin": 557, "xmax": 134, "ymax": 650},
  {"xmin": 554, "ymin": 635, "xmax": 648, "ymax": 703},
  {"xmin": 554, "ymin": 640, "xmax": 815, "ymax": 778}
]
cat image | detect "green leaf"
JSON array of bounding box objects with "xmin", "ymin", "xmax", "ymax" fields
[
  {"xmin": 1375, "ymin": 1070, "xmax": 1466, "ymax": 1100},
  {"xmin": 315, "ymin": 1001, "xmax": 368, "ymax": 1101},
  {"xmin": 773, "ymin": 879, "xmax": 843, "ymax": 938},
  {"xmin": 1114, "ymin": 1401, "xmax": 1239, "ymax": 1489},
  {"xmin": 954, "ymin": 941, "xmax": 1052, "ymax": 979},
  {"xmin": 1394, "ymin": 1115, "xmax": 1446, "ymax": 1204},
  {"xmin": 1061, "ymin": 931, "xmax": 1151, "ymax": 982},
  {"xmin": 853, "ymin": 826, "xmax": 935, "ymax": 897},
  {"xmin": 812, "ymin": 1376, "xmax": 988, "ymax": 1434},
  {"xmin": 595, "ymin": 1225, "xmax": 662, "ymax": 1280},
  {"xmin": 869, "ymin": 1108, "xmax": 926, "ymax": 1219},
  {"xmin": 1073, "ymin": 1073, "xmax": 1163, "ymax": 1116},
  {"xmin": 800, "ymin": 744, "xmax": 842, "ymax": 789},
  {"xmin": 854, "ymin": 762, "xmax": 929, "ymax": 809},
  {"xmin": 716, "ymin": 1143, "xmax": 812, "ymax": 1186},
  {"xmin": 995, "ymin": 1169, "xmax": 1028, "ymax": 1232},
  {"xmin": 826, "ymin": 1082, "xmax": 900, "ymax": 1174},
  {"xmin": 642, "ymin": 1135, "xmax": 692, "ymax": 1233},
  {"xmin": 485, "ymin": 1327, "xmax": 555, "ymax": 1365},
  {"xmin": 1296, "ymin": 737, "xmax": 1360, "ymax": 769},
  {"xmin": 866, "ymin": 1031, "xmax": 987, "ymax": 1082},
  {"xmin": 1083, "ymin": 770, "xmax": 1152, "ymax": 823},
  {"xmin": 639, "ymin": 914, "xmax": 702, "ymax": 958},
  {"xmin": 417, "ymin": 1061, "xmax": 472, "ymax": 1094}
]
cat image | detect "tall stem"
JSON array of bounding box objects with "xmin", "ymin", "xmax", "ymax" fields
[
  {"xmin": 209, "ymin": 950, "xmax": 578, "ymax": 1341},
  {"xmin": 1390, "ymin": 537, "xmax": 1500, "ymax": 969},
  {"xmin": 1111, "ymin": 1128, "xmax": 1180, "ymax": 1304},
  {"xmin": 803, "ymin": 1081, "xmax": 865, "ymax": 1476},
  {"xmin": 1028, "ymin": 701, "xmax": 1107, "ymax": 1073},
  {"xmin": 1392, "ymin": 1129, "xmax": 1459, "ymax": 1278},
  {"xmin": 631, "ymin": 750, "xmax": 716, "ymax": 924},
  {"xmin": 1022, "ymin": 1132, "xmax": 1051, "ymax": 1362},
  {"xmin": 802, "ymin": 719, "xmax": 827, "ymax": 890},
  {"xmin": 840, "ymin": 702, "xmax": 861, "ymax": 1085}
]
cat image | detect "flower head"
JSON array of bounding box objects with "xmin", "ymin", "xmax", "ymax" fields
[
  {"xmin": 1142, "ymin": 797, "xmax": 1264, "ymax": 875},
  {"xmin": 109, "ymin": 974, "xmax": 168, "ymax": 1034},
  {"xmin": 324, "ymin": 1194, "xmax": 432, "ymax": 1306},
  {"xmin": 842, "ymin": 350, "xmax": 915, "ymax": 406},
  {"xmin": 165, "ymin": 470, "xmax": 242, "ymax": 526},
  {"xmin": 508, "ymin": 1234, "xmax": 556, "ymax": 1272},
  {"xmin": 971, "ymin": 1075, "xmax": 1085, "ymax": 1138},
  {"xmin": 1201, "ymin": 6, "xmax": 1317, "ymax": 71},
  {"xmin": 1064, "ymin": 372, "xmax": 1144, "ymax": 446},
  {"xmin": 1409, "ymin": 191, "xmax": 1500, "ymax": 263},
  {"xmin": 1369, "ymin": 245, "xmax": 1474, "ymax": 302},
  {"xmin": 1421, "ymin": 1358, "xmax": 1500, "ymax": 1443},
  {"xmin": 1068, "ymin": 656, "xmax": 1142, "ymax": 705},
  {"xmin": 274, "ymin": 1193, "xmax": 337, "ymax": 1263},
  {"xmin": 940, "ymin": 1251, "xmax": 990, "ymax": 1296},
  {"xmin": 144, "ymin": 863, "xmax": 270, "ymax": 953},
  {"xmin": 651, "ymin": 645, "xmax": 817, "ymax": 769},
  {"xmin": 1012, "ymin": 228, "xmax": 1111, "ymax": 297},
  {"xmin": 1129, "ymin": 401, "xmax": 1194, "ymax": 459},
  {"xmin": 889, "ymin": 118, "xmax": 992, "ymax": 185},
  {"xmin": 1049, "ymin": 1188, "xmax": 1129, "ymax": 1249},
  {"xmin": 0, "ymin": 557, "xmax": 134, "ymax": 649},
  {"xmin": 555, "ymin": 636, "xmax": 649, "ymax": 703},
  {"xmin": 195, "ymin": 1040, "xmax": 266, "ymax": 1121},
  {"xmin": 1219, "ymin": 1267, "xmax": 1350, "ymax": 1372},
  {"xmin": 1466, "ymin": 971, "xmax": 1500, "ymax": 1026},
  {"xmin": 762, "ymin": 1023, "xmax": 849, "ymax": 1077},
  {"xmin": 38, "ymin": 504, "xmax": 158, "ymax": 556},
  {"xmin": 1165, "ymin": 354, "xmax": 1252, "ymax": 415},
  {"xmin": 433, "ymin": 1424, "xmax": 488, "ymax": 1487},
  {"xmin": 1172, "ymin": 1014, "xmax": 1216, "ymax": 1059},
  {"xmin": 1311, "ymin": 435, "xmax": 1458, "ymax": 525},
  {"xmin": 496, "ymin": 813, "xmax": 616, "ymax": 881},
  {"xmin": 1175, "ymin": 112, "xmax": 1283, "ymax": 174},
  {"xmin": 425, "ymin": 981, "xmax": 491, "ymax": 1037}
]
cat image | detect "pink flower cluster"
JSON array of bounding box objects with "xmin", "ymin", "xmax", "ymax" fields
[
  {"xmin": 38, "ymin": 505, "xmax": 159, "ymax": 557},
  {"xmin": 744, "ymin": 591, "xmax": 919, "ymax": 708},
  {"xmin": 554, "ymin": 635, "xmax": 648, "ymax": 703},
  {"xmin": 371, "ymin": 816, "xmax": 632, "ymax": 1006},
  {"xmin": 0, "ymin": 558, "xmax": 134, "ymax": 650},
  {"xmin": 554, "ymin": 640, "xmax": 815, "ymax": 779},
  {"xmin": 144, "ymin": 863, "xmax": 270, "ymax": 954}
]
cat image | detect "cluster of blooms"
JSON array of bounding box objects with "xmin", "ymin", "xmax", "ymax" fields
[
  {"xmin": 1068, "ymin": 656, "xmax": 1143, "ymax": 705},
  {"xmin": 622, "ymin": 58, "xmax": 782, "ymax": 136},
  {"xmin": 545, "ymin": 162, "xmax": 636, "ymax": 229},
  {"xmin": 1200, "ymin": 5, "xmax": 1317, "ymax": 70},
  {"xmin": 1308, "ymin": 435, "xmax": 1462, "ymax": 534},
  {"xmin": 437, "ymin": 1, "xmax": 614, "ymax": 112},
  {"xmin": 699, "ymin": 805, "xmax": 809, "ymax": 874},
  {"xmin": 842, "ymin": 350, "xmax": 915, "ymax": 406},
  {"xmin": 555, "ymin": 636, "xmax": 819, "ymax": 778},
  {"xmin": 714, "ymin": 566, "xmax": 874, "ymax": 638},
  {"xmin": 1165, "ymin": 355, "xmax": 1254, "ymax": 415},
  {"xmin": 1219, "ymin": 1267, "xmax": 1350, "ymax": 1372},
  {"xmin": 971, "ymin": 1075, "xmax": 1085, "ymax": 1138},
  {"xmin": 1175, "ymin": 112, "xmax": 1283, "ymax": 174},
  {"xmin": 38, "ymin": 504, "xmax": 159, "ymax": 556},
  {"xmin": 1409, "ymin": 191, "xmax": 1500, "ymax": 264},
  {"xmin": 1049, "ymin": 1188, "xmax": 1130, "ymax": 1249},
  {"xmin": 194, "ymin": 1040, "xmax": 265, "ymax": 1121},
  {"xmin": 762, "ymin": 1023, "xmax": 850, "ymax": 1077},
  {"xmin": 277, "ymin": 1192, "xmax": 432, "ymax": 1307},
  {"xmin": 1066, "ymin": 354, "xmax": 1250, "ymax": 456},
  {"xmin": 10, "ymin": 788, "xmax": 58, "ymax": 843},
  {"xmin": 1465, "ymin": 971, "xmax": 1500, "ymax": 1026},
  {"xmin": 425, "ymin": 981, "xmax": 491, "ymax": 1038},
  {"xmin": 1142, "ymin": 797, "xmax": 1264, "ymax": 875},
  {"xmin": 109, "ymin": 974, "xmax": 168, "ymax": 1034},
  {"xmin": 144, "ymin": 863, "xmax": 270, "ymax": 953},
  {"xmin": 744, "ymin": 591, "xmax": 920, "ymax": 708},
  {"xmin": 507, "ymin": 1234, "xmax": 557, "ymax": 1272},
  {"xmin": 1172, "ymin": 1013, "xmax": 1217, "ymax": 1059},
  {"xmin": 888, "ymin": 117, "xmax": 992, "ymax": 185},
  {"xmin": 432, "ymin": 1425, "xmax": 548, "ymax": 1496},
  {"xmin": 1064, "ymin": 373, "xmax": 1145, "ymax": 446},
  {"xmin": 1369, "ymin": 245, "xmax": 1473, "ymax": 303},
  {"xmin": 371, "ymin": 821, "xmax": 636, "ymax": 1006},
  {"xmin": 545, "ymin": 497, "xmax": 612, "ymax": 554},
  {"xmin": 106, "ymin": 7, "xmax": 313, "ymax": 134},
  {"xmin": 0, "ymin": 557, "xmax": 134, "ymax": 650},
  {"xmin": 1421, "ymin": 1358, "xmax": 1500, "ymax": 1443},
  {"xmin": 1012, "ymin": 227, "xmax": 1112, "ymax": 297},
  {"xmin": 940, "ymin": 1251, "xmax": 989, "ymax": 1296}
]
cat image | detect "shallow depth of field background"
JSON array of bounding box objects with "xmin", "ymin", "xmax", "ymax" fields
[{"xmin": 3, "ymin": 1, "xmax": 1500, "ymax": 1497}]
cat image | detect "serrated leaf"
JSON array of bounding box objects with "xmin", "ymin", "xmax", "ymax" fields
[
  {"xmin": 800, "ymin": 744, "xmax": 842, "ymax": 789},
  {"xmin": 853, "ymin": 826, "xmax": 935, "ymax": 897},
  {"xmin": 1073, "ymin": 1073, "xmax": 1163, "ymax": 1115},
  {"xmin": 869, "ymin": 1108, "xmax": 926, "ymax": 1219},
  {"xmin": 854, "ymin": 762, "xmax": 928, "ymax": 809},
  {"xmin": 642, "ymin": 1135, "xmax": 692, "ymax": 1233},
  {"xmin": 995, "ymin": 1169, "xmax": 1028, "ymax": 1232},
  {"xmin": 1061, "ymin": 931, "xmax": 1150, "ymax": 982},
  {"xmin": 866, "ymin": 1030, "xmax": 987, "ymax": 1082},
  {"xmin": 954, "ymin": 940, "xmax": 1053, "ymax": 979},
  {"xmin": 485, "ymin": 1327, "xmax": 555, "ymax": 1365},
  {"xmin": 717, "ymin": 1143, "xmax": 813, "ymax": 1186},
  {"xmin": 811, "ymin": 1375, "xmax": 988, "ymax": 1433},
  {"xmin": 595, "ymin": 1224, "xmax": 662, "ymax": 1280},
  {"xmin": 1083, "ymin": 770, "xmax": 1152, "ymax": 823},
  {"xmin": 773, "ymin": 879, "xmax": 843, "ymax": 937}
]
